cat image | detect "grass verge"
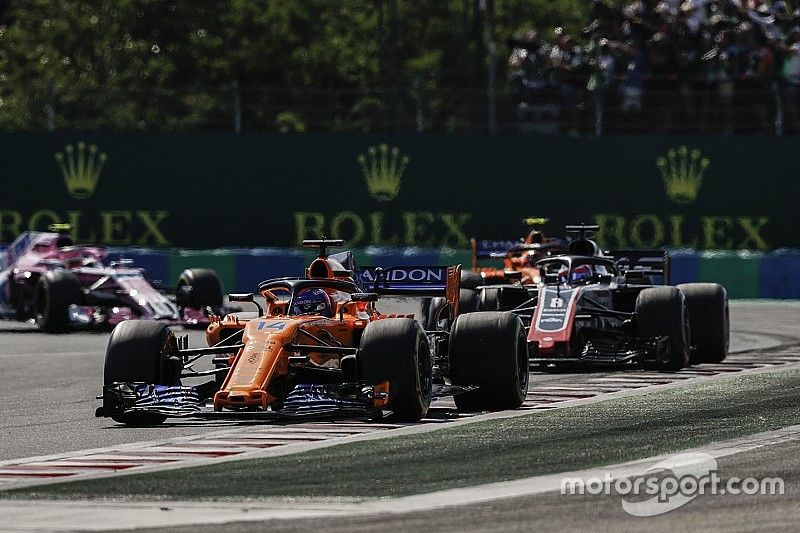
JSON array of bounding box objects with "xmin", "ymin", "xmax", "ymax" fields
[{"xmin": 6, "ymin": 368, "xmax": 800, "ymax": 500}]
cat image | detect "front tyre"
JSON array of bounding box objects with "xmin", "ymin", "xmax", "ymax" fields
[
  {"xmin": 176, "ymin": 268, "xmax": 223, "ymax": 311},
  {"xmin": 678, "ymin": 283, "xmax": 729, "ymax": 364},
  {"xmin": 35, "ymin": 271, "xmax": 82, "ymax": 333},
  {"xmin": 358, "ymin": 318, "xmax": 432, "ymax": 422},
  {"xmin": 449, "ymin": 312, "xmax": 529, "ymax": 412},
  {"xmin": 104, "ymin": 320, "xmax": 181, "ymax": 425},
  {"xmin": 635, "ymin": 287, "xmax": 690, "ymax": 371}
]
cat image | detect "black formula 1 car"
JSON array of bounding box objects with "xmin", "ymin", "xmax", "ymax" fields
[{"xmin": 434, "ymin": 225, "xmax": 729, "ymax": 370}]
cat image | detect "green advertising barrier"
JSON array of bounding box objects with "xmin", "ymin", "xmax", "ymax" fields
[
  {"xmin": 698, "ymin": 251, "xmax": 762, "ymax": 299},
  {"xmin": 438, "ymin": 248, "xmax": 474, "ymax": 271},
  {"xmin": 169, "ymin": 250, "xmax": 237, "ymax": 294},
  {"xmin": 0, "ymin": 133, "xmax": 796, "ymax": 251},
  {"xmin": 114, "ymin": 246, "xmax": 793, "ymax": 298}
]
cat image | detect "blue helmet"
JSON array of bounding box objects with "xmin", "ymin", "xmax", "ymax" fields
[{"xmin": 292, "ymin": 288, "xmax": 333, "ymax": 317}]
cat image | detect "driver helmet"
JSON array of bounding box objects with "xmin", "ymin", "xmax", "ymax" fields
[
  {"xmin": 56, "ymin": 234, "xmax": 74, "ymax": 248},
  {"xmin": 558, "ymin": 264, "xmax": 594, "ymax": 285},
  {"xmin": 571, "ymin": 264, "xmax": 594, "ymax": 284},
  {"xmin": 292, "ymin": 288, "xmax": 333, "ymax": 317}
]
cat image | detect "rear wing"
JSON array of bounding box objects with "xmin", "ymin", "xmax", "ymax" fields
[
  {"xmin": 606, "ymin": 249, "xmax": 671, "ymax": 285},
  {"xmin": 357, "ymin": 265, "xmax": 462, "ymax": 318},
  {"xmin": 471, "ymin": 239, "xmax": 521, "ymax": 260},
  {"xmin": 470, "ymin": 238, "xmax": 566, "ymax": 269}
]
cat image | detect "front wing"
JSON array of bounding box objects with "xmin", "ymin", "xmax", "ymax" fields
[
  {"xmin": 530, "ymin": 333, "xmax": 669, "ymax": 366},
  {"xmin": 97, "ymin": 382, "xmax": 384, "ymax": 421}
]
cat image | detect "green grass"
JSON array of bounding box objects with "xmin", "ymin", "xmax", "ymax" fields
[{"xmin": 8, "ymin": 368, "xmax": 800, "ymax": 500}]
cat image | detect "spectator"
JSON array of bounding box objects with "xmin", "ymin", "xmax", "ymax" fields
[
  {"xmin": 778, "ymin": 26, "xmax": 800, "ymax": 133},
  {"xmin": 512, "ymin": 0, "xmax": 795, "ymax": 135}
]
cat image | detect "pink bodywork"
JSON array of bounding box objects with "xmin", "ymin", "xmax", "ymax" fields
[{"xmin": 1, "ymin": 232, "xmax": 210, "ymax": 327}]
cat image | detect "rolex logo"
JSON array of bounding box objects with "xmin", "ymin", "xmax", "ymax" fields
[
  {"xmin": 357, "ymin": 144, "xmax": 409, "ymax": 202},
  {"xmin": 55, "ymin": 141, "xmax": 108, "ymax": 199},
  {"xmin": 656, "ymin": 146, "xmax": 708, "ymax": 205}
]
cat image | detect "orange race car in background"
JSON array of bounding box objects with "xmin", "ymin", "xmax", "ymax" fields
[
  {"xmin": 423, "ymin": 218, "xmax": 566, "ymax": 329},
  {"xmin": 98, "ymin": 240, "xmax": 529, "ymax": 424},
  {"xmin": 467, "ymin": 217, "xmax": 567, "ymax": 288}
]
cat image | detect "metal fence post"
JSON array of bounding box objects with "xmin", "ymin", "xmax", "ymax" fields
[
  {"xmin": 775, "ymin": 81, "xmax": 783, "ymax": 137},
  {"xmin": 232, "ymin": 80, "xmax": 242, "ymax": 133}
]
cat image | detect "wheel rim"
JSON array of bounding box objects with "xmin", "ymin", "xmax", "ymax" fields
[
  {"xmin": 418, "ymin": 339, "xmax": 433, "ymax": 406},
  {"xmin": 517, "ymin": 331, "xmax": 529, "ymax": 393},
  {"xmin": 683, "ymin": 302, "xmax": 690, "ymax": 364},
  {"xmin": 34, "ymin": 284, "xmax": 48, "ymax": 324}
]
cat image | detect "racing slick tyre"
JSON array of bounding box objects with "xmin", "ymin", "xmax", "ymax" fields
[
  {"xmin": 424, "ymin": 297, "xmax": 447, "ymax": 331},
  {"xmin": 425, "ymin": 289, "xmax": 478, "ymax": 329},
  {"xmin": 104, "ymin": 320, "xmax": 181, "ymax": 425},
  {"xmin": 358, "ymin": 318, "xmax": 433, "ymax": 422},
  {"xmin": 635, "ymin": 287, "xmax": 690, "ymax": 371},
  {"xmin": 677, "ymin": 283, "xmax": 729, "ymax": 364},
  {"xmin": 176, "ymin": 268, "xmax": 223, "ymax": 311},
  {"xmin": 460, "ymin": 270, "xmax": 483, "ymax": 290},
  {"xmin": 34, "ymin": 270, "xmax": 82, "ymax": 333},
  {"xmin": 449, "ymin": 312, "xmax": 529, "ymax": 412},
  {"xmin": 459, "ymin": 288, "xmax": 479, "ymax": 314},
  {"xmin": 478, "ymin": 286, "xmax": 530, "ymax": 312}
]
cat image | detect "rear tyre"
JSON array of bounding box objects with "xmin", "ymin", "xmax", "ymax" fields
[
  {"xmin": 35, "ymin": 271, "xmax": 82, "ymax": 333},
  {"xmin": 176, "ymin": 268, "xmax": 223, "ymax": 310},
  {"xmin": 104, "ymin": 320, "xmax": 181, "ymax": 425},
  {"xmin": 678, "ymin": 283, "xmax": 729, "ymax": 364},
  {"xmin": 478, "ymin": 286, "xmax": 530, "ymax": 311},
  {"xmin": 358, "ymin": 318, "xmax": 432, "ymax": 421},
  {"xmin": 460, "ymin": 270, "xmax": 483, "ymax": 290},
  {"xmin": 449, "ymin": 312, "xmax": 529, "ymax": 412},
  {"xmin": 635, "ymin": 287, "xmax": 690, "ymax": 371},
  {"xmin": 424, "ymin": 297, "xmax": 447, "ymax": 330},
  {"xmin": 459, "ymin": 288, "xmax": 479, "ymax": 314}
]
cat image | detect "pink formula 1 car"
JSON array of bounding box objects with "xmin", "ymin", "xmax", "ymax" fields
[{"xmin": 0, "ymin": 227, "xmax": 224, "ymax": 332}]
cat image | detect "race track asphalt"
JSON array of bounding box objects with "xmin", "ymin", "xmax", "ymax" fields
[
  {"xmin": 0, "ymin": 300, "xmax": 797, "ymax": 462},
  {"xmin": 188, "ymin": 437, "xmax": 800, "ymax": 533}
]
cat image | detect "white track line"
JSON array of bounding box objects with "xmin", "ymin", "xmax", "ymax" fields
[
  {"xmin": 1, "ymin": 355, "xmax": 798, "ymax": 493},
  {"xmin": 3, "ymin": 424, "xmax": 800, "ymax": 532}
]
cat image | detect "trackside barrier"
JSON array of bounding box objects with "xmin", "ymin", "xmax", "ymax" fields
[
  {"xmin": 698, "ymin": 251, "xmax": 762, "ymax": 299},
  {"xmin": 235, "ymin": 248, "xmax": 309, "ymax": 295},
  {"xmin": 169, "ymin": 249, "xmax": 237, "ymax": 294},
  {"xmin": 3, "ymin": 245, "xmax": 800, "ymax": 299},
  {"xmin": 667, "ymin": 250, "xmax": 701, "ymax": 286},
  {"xmin": 760, "ymin": 250, "xmax": 800, "ymax": 300},
  {"xmin": 106, "ymin": 248, "xmax": 170, "ymax": 287}
]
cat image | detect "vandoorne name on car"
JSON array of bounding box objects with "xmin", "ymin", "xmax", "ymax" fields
[{"xmin": 359, "ymin": 268, "xmax": 447, "ymax": 283}]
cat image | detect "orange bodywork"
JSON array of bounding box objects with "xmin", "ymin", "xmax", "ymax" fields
[
  {"xmin": 475, "ymin": 264, "xmax": 542, "ymax": 286},
  {"xmin": 470, "ymin": 229, "xmax": 566, "ymax": 286},
  {"xmin": 209, "ymin": 302, "xmax": 374, "ymax": 411},
  {"xmin": 206, "ymin": 255, "xmax": 462, "ymax": 412}
]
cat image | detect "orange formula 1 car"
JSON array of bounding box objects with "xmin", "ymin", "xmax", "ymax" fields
[
  {"xmin": 467, "ymin": 218, "xmax": 567, "ymax": 288},
  {"xmin": 97, "ymin": 240, "xmax": 529, "ymax": 424},
  {"xmin": 422, "ymin": 219, "xmax": 566, "ymax": 328}
]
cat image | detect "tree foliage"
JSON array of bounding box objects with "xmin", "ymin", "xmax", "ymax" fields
[{"xmin": 0, "ymin": 0, "xmax": 587, "ymax": 131}]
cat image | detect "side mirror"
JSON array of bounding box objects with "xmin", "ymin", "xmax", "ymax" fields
[
  {"xmin": 228, "ymin": 293, "xmax": 263, "ymax": 316},
  {"xmin": 350, "ymin": 292, "xmax": 379, "ymax": 302}
]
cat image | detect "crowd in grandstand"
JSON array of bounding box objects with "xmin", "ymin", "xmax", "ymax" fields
[{"xmin": 510, "ymin": 0, "xmax": 800, "ymax": 134}]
